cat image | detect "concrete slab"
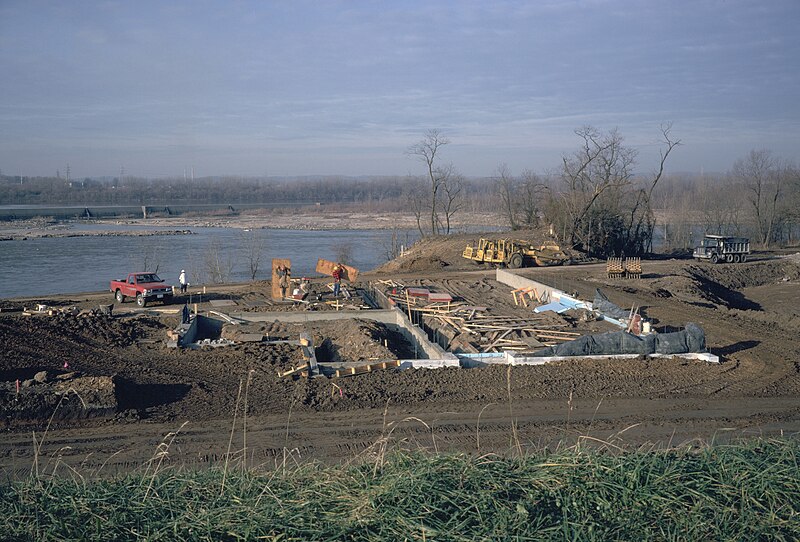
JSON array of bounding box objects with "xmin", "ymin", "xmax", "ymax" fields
[
  {"xmin": 209, "ymin": 299, "xmax": 237, "ymax": 307},
  {"xmin": 238, "ymin": 333, "xmax": 264, "ymax": 342}
]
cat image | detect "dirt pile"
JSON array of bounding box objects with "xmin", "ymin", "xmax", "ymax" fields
[
  {"xmin": 375, "ymin": 228, "xmax": 583, "ymax": 274},
  {"xmin": 311, "ymin": 319, "xmax": 415, "ymax": 362},
  {"xmin": 220, "ymin": 319, "xmax": 415, "ymax": 363},
  {"xmin": 619, "ymin": 258, "xmax": 800, "ymax": 311},
  {"xmin": 1, "ymin": 371, "xmax": 117, "ymax": 427}
]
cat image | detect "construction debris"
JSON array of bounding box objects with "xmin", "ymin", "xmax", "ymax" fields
[{"xmin": 380, "ymin": 282, "xmax": 582, "ymax": 354}]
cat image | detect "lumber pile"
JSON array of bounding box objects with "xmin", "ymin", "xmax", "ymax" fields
[{"xmin": 429, "ymin": 311, "xmax": 580, "ymax": 353}]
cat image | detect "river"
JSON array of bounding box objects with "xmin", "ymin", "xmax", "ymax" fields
[{"xmin": 0, "ymin": 226, "xmax": 419, "ymax": 298}]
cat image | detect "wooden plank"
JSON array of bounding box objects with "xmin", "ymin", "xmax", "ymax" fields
[
  {"xmin": 316, "ymin": 258, "xmax": 359, "ymax": 282},
  {"xmin": 335, "ymin": 359, "xmax": 401, "ymax": 378},
  {"xmin": 278, "ymin": 363, "xmax": 309, "ymax": 378},
  {"xmin": 406, "ymin": 287, "xmax": 431, "ymax": 298},
  {"xmin": 271, "ymin": 258, "xmax": 292, "ymax": 300}
]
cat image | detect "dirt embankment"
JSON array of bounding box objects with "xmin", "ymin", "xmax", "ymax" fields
[{"xmin": 375, "ymin": 228, "xmax": 584, "ymax": 274}]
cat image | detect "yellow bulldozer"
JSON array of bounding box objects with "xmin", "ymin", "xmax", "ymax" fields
[{"xmin": 462, "ymin": 238, "xmax": 569, "ymax": 268}]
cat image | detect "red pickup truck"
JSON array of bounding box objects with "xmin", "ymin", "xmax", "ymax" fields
[{"xmin": 110, "ymin": 272, "xmax": 174, "ymax": 307}]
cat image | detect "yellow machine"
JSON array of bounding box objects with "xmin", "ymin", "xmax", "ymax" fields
[{"xmin": 463, "ymin": 238, "xmax": 569, "ymax": 268}]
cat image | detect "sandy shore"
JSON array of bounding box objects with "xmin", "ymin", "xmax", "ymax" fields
[{"xmin": 0, "ymin": 211, "xmax": 503, "ymax": 240}]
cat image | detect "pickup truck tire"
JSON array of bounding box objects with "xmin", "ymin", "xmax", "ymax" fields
[
  {"xmin": 710, "ymin": 254, "xmax": 719, "ymax": 264},
  {"xmin": 136, "ymin": 294, "xmax": 146, "ymax": 308},
  {"xmin": 115, "ymin": 290, "xmax": 125, "ymax": 303}
]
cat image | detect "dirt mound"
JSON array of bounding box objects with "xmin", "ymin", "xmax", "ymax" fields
[
  {"xmin": 687, "ymin": 259, "xmax": 800, "ymax": 290},
  {"xmin": 638, "ymin": 259, "xmax": 800, "ymax": 311},
  {"xmin": 311, "ymin": 319, "xmax": 415, "ymax": 362},
  {"xmin": 1, "ymin": 372, "xmax": 117, "ymax": 427},
  {"xmin": 221, "ymin": 319, "xmax": 415, "ymax": 363},
  {"xmin": 374, "ymin": 228, "xmax": 574, "ymax": 273}
]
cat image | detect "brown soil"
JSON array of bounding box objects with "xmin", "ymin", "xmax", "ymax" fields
[{"xmin": 2, "ymin": 241, "xmax": 800, "ymax": 479}]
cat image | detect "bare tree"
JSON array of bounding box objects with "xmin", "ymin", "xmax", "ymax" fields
[
  {"xmin": 436, "ymin": 164, "xmax": 463, "ymax": 234},
  {"xmin": 132, "ymin": 238, "xmax": 164, "ymax": 273},
  {"xmin": 494, "ymin": 163, "xmax": 518, "ymax": 230},
  {"xmin": 518, "ymin": 169, "xmax": 547, "ymax": 229},
  {"xmin": 381, "ymin": 228, "xmax": 413, "ymax": 261},
  {"xmin": 241, "ymin": 229, "xmax": 265, "ymax": 280},
  {"xmin": 402, "ymin": 176, "xmax": 428, "ymax": 238},
  {"xmin": 406, "ymin": 130, "xmax": 450, "ymax": 236},
  {"xmin": 332, "ymin": 241, "xmax": 354, "ymax": 265},
  {"xmin": 696, "ymin": 174, "xmax": 743, "ymax": 236},
  {"xmin": 204, "ymin": 237, "xmax": 235, "ymax": 284},
  {"xmin": 732, "ymin": 149, "xmax": 785, "ymax": 247},
  {"xmin": 558, "ymin": 127, "xmax": 637, "ymax": 251},
  {"xmin": 547, "ymin": 125, "xmax": 679, "ymax": 255},
  {"xmin": 622, "ymin": 124, "xmax": 681, "ymax": 252}
]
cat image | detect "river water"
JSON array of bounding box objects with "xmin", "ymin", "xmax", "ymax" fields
[{"xmin": 0, "ymin": 226, "xmax": 419, "ymax": 298}]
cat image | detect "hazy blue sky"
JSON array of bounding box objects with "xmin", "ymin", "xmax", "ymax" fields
[{"xmin": 1, "ymin": 1, "xmax": 798, "ymax": 178}]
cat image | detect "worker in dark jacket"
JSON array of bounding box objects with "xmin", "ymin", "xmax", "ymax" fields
[{"xmin": 277, "ymin": 265, "xmax": 290, "ymax": 298}]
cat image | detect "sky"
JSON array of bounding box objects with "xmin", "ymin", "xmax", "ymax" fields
[{"xmin": 1, "ymin": 0, "xmax": 799, "ymax": 179}]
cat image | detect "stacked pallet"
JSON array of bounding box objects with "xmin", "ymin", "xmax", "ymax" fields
[
  {"xmin": 624, "ymin": 257, "xmax": 642, "ymax": 279},
  {"xmin": 606, "ymin": 257, "xmax": 625, "ymax": 279},
  {"xmin": 607, "ymin": 257, "xmax": 642, "ymax": 279}
]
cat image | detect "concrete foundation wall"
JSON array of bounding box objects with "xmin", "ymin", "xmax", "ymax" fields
[
  {"xmin": 495, "ymin": 269, "xmax": 561, "ymax": 303},
  {"xmin": 495, "ymin": 269, "xmax": 592, "ymax": 311}
]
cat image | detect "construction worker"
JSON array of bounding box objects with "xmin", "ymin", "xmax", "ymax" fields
[
  {"xmin": 332, "ymin": 264, "xmax": 343, "ymax": 297},
  {"xmin": 277, "ymin": 265, "xmax": 291, "ymax": 298},
  {"xmin": 179, "ymin": 269, "xmax": 188, "ymax": 293}
]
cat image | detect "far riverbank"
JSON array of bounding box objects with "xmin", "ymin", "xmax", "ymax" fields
[{"xmin": 0, "ymin": 211, "xmax": 503, "ymax": 241}]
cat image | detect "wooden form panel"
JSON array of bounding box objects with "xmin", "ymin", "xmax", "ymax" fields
[
  {"xmin": 315, "ymin": 258, "xmax": 359, "ymax": 282},
  {"xmin": 271, "ymin": 258, "xmax": 292, "ymax": 299}
]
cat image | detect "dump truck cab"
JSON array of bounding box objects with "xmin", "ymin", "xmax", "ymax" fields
[{"xmin": 693, "ymin": 235, "xmax": 750, "ymax": 264}]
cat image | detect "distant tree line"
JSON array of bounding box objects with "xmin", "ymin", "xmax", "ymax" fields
[
  {"xmin": 3, "ymin": 128, "xmax": 798, "ymax": 254},
  {"xmin": 0, "ymin": 173, "xmax": 495, "ymax": 213}
]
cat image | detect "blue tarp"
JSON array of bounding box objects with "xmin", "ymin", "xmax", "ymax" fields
[{"xmin": 533, "ymin": 302, "xmax": 570, "ymax": 314}]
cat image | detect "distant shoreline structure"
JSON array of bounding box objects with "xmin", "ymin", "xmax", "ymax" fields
[{"xmin": 0, "ymin": 202, "xmax": 311, "ymax": 221}]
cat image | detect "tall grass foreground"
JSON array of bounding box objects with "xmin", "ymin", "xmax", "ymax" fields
[{"xmin": 1, "ymin": 438, "xmax": 799, "ymax": 541}]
